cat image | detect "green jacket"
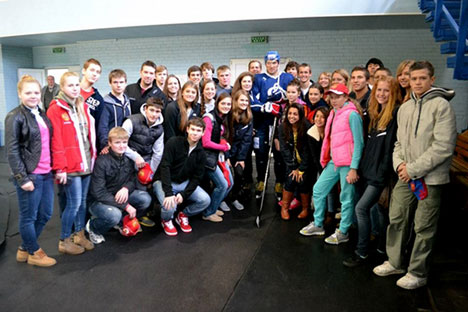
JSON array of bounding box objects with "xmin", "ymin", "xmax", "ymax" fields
[{"xmin": 393, "ymin": 87, "xmax": 457, "ymax": 185}]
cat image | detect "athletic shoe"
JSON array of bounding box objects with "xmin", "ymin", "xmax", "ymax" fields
[
  {"xmin": 219, "ymin": 201, "xmax": 231, "ymax": 212},
  {"xmin": 373, "ymin": 261, "xmax": 405, "ymax": 277},
  {"xmin": 202, "ymin": 214, "xmax": 223, "ymax": 222},
  {"xmin": 85, "ymin": 220, "xmax": 105, "ymax": 244},
  {"xmin": 215, "ymin": 210, "xmax": 224, "ymax": 216},
  {"xmin": 232, "ymin": 200, "xmax": 244, "ymax": 210},
  {"xmin": 161, "ymin": 220, "xmax": 178, "ymax": 236},
  {"xmin": 343, "ymin": 252, "xmax": 368, "ymax": 268},
  {"xmin": 255, "ymin": 181, "xmax": 264, "ymax": 199},
  {"xmin": 175, "ymin": 212, "xmax": 192, "ymax": 233},
  {"xmin": 325, "ymin": 229, "xmax": 349, "ymax": 245},
  {"xmin": 138, "ymin": 216, "xmax": 155, "ymax": 227},
  {"xmin": 396, "ymin": 273, "xmax": 427, "ymax": 290},
  {"xmin": 299, "ymin": 222, "xmax": 325, "ymax": 236}
]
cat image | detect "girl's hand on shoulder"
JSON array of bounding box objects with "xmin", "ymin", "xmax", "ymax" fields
[{"xmin": 21, "ymin": 181, "xmax": 35, "ymax": 192}]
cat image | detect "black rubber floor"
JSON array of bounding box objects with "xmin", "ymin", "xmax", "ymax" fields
[{"xmin": 1, "ymin": 182, "xmax": 467, "ymax": 311}]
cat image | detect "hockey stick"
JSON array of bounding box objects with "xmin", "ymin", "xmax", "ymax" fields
[{"xmin": 255, "ymin": 116, "xmax": 278, "ymax": 228}]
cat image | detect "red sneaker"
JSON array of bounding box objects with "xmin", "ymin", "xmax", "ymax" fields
[
  {"xmin": 161, "ymin": 220, "xmax": 178, "ymax": 236},
  {"xmin": 175, "ymin": 212, "xmax": 192, "ymax": 233}
]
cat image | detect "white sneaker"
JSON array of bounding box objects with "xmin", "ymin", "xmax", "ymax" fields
[
  {"xmin": 299, "ymin": 222, "xmax": 325, "ymax": 236},
  {"xmin": 219, "ymin": 201, "xmax": 231, "ymax": 212},
  {"xmin": 232, "ymin": 200, "xmax": 244, "ymax": 210},
  {"xmin": 325, "ymin": 229, "xmax": 349, "ymax": 245},
  {"xmin": 396, "ymin": 273, "xmax": 427, "ymax": 290},
  {"xmin": 373, "ymin": 261, "xmax": 406, "ymax": 277},
  {"xmin": 85, "ymin": 220, "xmax": 105, "ymax": 244}
]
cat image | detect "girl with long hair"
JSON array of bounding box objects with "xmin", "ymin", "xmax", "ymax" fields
[
  {"xmin": 343, "ymin": 77, "xmax": 401, "ymax": 267},
  {"xmin": 225, "ymin": 90, "xmax": 253, "ymax": 210},
  {"xmin": 47, "ymin": 72, "xmax": 97, "ymax": 255},
  {"xmin": 163, "ymin": 74, "xmax": 181, "ymax": 104},
  {"xmin": 200, "ymin": 79, "xmax": 217, "ymax": 116},
  {"xmin": 396, "ymin": 60, "xmax": 414, "ymax": 103},
  {"xmin": 163, "ymin": 80, "xmax": 200, "ymax": 140}
]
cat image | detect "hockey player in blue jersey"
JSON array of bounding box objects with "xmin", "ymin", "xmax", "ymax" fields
[{"xmin": 251, "ymin": 51, "xmax": 294, "ymax": 198}]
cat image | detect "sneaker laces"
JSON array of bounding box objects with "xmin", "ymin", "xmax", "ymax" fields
[
  {"xmin": 163, "ymin": 220, "xmax": 175, "ymax": 229},
  {"xmin": 179, "ymin": 214, "xmax": 189, "ymax": 226}
]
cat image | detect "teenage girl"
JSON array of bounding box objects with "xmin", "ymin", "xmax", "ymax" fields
[
  {"xmin": 343, "ymin": 77, "xmax": 400, "ymax": 267},
  {"xmin": 278, "ymin": 103, "xmax": 312, "ymax": 220},
  {"xmin": 201, "ymin": 93, "xmax": 233, "ymax": 221},
  {"xmin": 305, "ymin": 83, "xmax": 328, "ymax": 122},
  {"xmin": 164, "ymin": 80, "xmax": 200, "ymax": 141},
  {"xmin": 396, "ymin": 60, "xmax": 414, "ymax": 102},
  {"xmin": 5, "ymin": 75, "xmax": 56, "ymax": 267},
  {"xmin": 47, "ymin": 72, "xmax": 97, "ymax": 255},
  {"xmin": 318, "ymin": 72, "xmax": 332, "ymax": 92},
  {"xmin": 163, "ymin": 74, "xmax": 181, "ymax": 104},
  {"xmin": 225, "ymin": 90, "xmax": 253, "ymax": 210},
  {"xmin": 299, "ymin": 84, "xmax": 363, "ymax": 245},
  {"xmin": 331, "ymin": 69, "xmax": 350, "ymax": 87},
  {"xmin": 200, "ymin": 79, "xmax": 217, "ymax": 116}
]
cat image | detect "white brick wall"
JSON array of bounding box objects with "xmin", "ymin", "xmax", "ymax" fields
[{"xmin": 17, "ymin": 28, "xmax": 468, "ymax": 132}]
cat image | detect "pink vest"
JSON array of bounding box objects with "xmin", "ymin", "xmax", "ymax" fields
[{"xmin": 320, "ymin": 102, "xmax": 358, "ymax": 168}]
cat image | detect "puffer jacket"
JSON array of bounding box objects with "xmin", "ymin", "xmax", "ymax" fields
[
  {"xmin": 393, "ymin": 87, "xmax": 457, "ymax": 185},
  {"xmin": 5, "ymin": 105, "xmax": 53, "ymax": 185}
]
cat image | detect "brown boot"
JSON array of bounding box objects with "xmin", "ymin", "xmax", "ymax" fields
[
  {"xmin": 281, "ymin": 190, "xmax": 294, "ymax": 220},
  {"xmin": 298, "ymin": 193, "xmax": 310, "ymax": 219},
  {"xmin": 27, "ymin": 248, "xmax": 56, "ymax": 267},
  {"xmin": 72, "ymin": 230, "xmax": 94, "ymax": 251},
  {"xmin": 58, "ymin": 238, "xmax": 85, "ymax": 255},
  {"xmin": 16, "ymin": 248, "xmax": 29, "ymax": 263},
  {"xmin": 324, "ymin": 212, "xmax": 335, "ymax": 228}
]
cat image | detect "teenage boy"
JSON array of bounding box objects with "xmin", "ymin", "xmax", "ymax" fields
[
  {"xmin": 125, "ymin": 60, "xmax": 165, "ymax": 113},
  {"xmin": 155, "ymin": 65, "xmax": 168, "ymax": 91},
  {"xmin": 86, "ymin": 127, "xmax": 152, "ymax": 244},
  {"xmin": 373, "ymin": 61, "xmax": 457, "ymax": 290},
  {"xmin": 349, "ymin": 66, "xmax": 371, "ymax": 109},
  {"xmin": 298, "ymin": 63, "xmax": 314, "ymax": 106},
  {"xmin": 122, "ymin": 97, "xmax": 164, "ymax": 174},
  {"xmin": 251, "ymin": 50, "xmax": 294, "ymax": 198},
  {"xmin": 97, "ymin": 69, "xmax": 131, "ymax": 153},
  {"xmin": 248, "ymin": 60, "xmax": 262, "ymax": 75},
  {"xmin": 41, "ymin": 75, "xmax": 60, "ymax": 111},
  {"xmin": 374, "ymin": 67, "xmax": 392, "ymax": 82},
  {"xmin": 153, "ymin": 118, "xmax": 211, "ymax": 236},
  {"xmin": 80, "ymin": 58, "xmax": 104, "ymax": 124},
  {"xmin": 365, "ymin": 57, "xmax": 384, "ymax": 87},
  {"xmin": 216, "ymin": 65, "xmax": 232, "ymax": 96},
  {"xmin": 187, "ymin": 65, "xmax": 202, "ymax": 85},
  {"xmin": 201, "ymin": 62, "xmax": 219, "ymax": 84}
]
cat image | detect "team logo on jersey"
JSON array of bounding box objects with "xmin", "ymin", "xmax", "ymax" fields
[
  {"xmin": 61, "ymin": 113, "xmax": 70, "ymax": 121},
  {"xmin": 267, "ymin": 82, "xmax": 286, "ymax": 101}
]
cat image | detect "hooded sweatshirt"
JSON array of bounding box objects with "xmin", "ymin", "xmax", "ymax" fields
[
  {"xmin": 97, "ymin": 92, "xmax": 131, "ymax": 151},
  {"xmin": 122, "ymin": 104, "xmax": 164, "ymax": 172},
  {"xmin": 393, "ymin": 86, "xmax": 457, "ymax": 185}
]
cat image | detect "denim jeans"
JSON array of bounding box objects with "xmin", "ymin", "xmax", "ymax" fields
[
  {"xmin": 59, "ymin": 175, "xmax": 91, "ymax": 239},
  {"xmin": 14, "ymin": 173, "xmax": 54, "ymax": 254},
  {"xmin": 88, "ymin": 190, "xmax": 152, "ymax": 235},
  {"xmin": 153, "ymin": 180, "xmax": 210, "ymax": 221},
  {"xmin": 355, "ymin": 184, "xmax": 384, "ymax": 257},
  {"xmin": 203, "ymin": 164, "xmax": 233, "ymax": 217}
]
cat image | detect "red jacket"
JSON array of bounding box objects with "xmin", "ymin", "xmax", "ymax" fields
[{"xmin": 47, "ymin": 99, "xmax": 96, "ymax": 174}]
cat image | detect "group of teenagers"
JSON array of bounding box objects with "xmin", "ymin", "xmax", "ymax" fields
[{"xmin": 6, "ymin": 50, "xmax": 458, "ymax": 291}]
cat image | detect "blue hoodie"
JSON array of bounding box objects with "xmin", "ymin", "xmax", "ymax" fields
[{"xmin": 97, "ymin": 93, "xmax": 131, "ymax": 151}]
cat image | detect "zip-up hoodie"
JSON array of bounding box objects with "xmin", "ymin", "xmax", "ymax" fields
[
  {"xmin": 47, "ymin": 92, "xmax": 96, "ymax": 174},
  {"xmin": 97, "ymin": 93, "xmax": 131, "ymax": 150},
  {"xmin": 393, "ymin": 87, "xmax": 457, "ymax": 185}
]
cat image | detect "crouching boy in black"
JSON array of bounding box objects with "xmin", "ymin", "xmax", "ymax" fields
[
  {"xmin": 86, "ymin": 127, "xmax": 152, "ymax": 244},
  {"xmin": 153, "ymin": 118, "xmax": 211, "ymax": 236}
]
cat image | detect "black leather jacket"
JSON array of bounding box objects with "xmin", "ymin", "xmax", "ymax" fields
[{"xmin": 5, "ymin": 105, "xmax": 52, "ymax": 186}]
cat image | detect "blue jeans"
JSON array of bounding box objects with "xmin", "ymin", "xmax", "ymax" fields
[
  {"xmin": 59, "ymin": 175, "xmax": 91, "ymax": 239},
  {"xmin": 14, "ymin": 173, "xmax": 54, "ymax": 254},
  {"xmin": 153, "ymin": 180, "xmax": 210, "ymax": 221},
  {"xmin": 355, "ymin": 184, "xmax": 384, "ymax": 257},
  {"xmin": 313, "ymin": 162, "xmax": 355, "ymax": 234},
  {"xmin": 203, "ymin": 164, "xmax": 233, "ymax": 217},
  {"xmin": 88, "ymin": 190, "xmax": 152, "ymax": 235}
]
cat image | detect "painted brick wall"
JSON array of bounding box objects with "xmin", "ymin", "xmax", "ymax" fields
[{"xmin": 0, "ymin": 45, "xmax": 5, "ymax": 145}]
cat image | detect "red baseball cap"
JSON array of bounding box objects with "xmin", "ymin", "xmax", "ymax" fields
[{"xmin": 325, "ymin": 84, "xmax": 349, "ymax": 96}]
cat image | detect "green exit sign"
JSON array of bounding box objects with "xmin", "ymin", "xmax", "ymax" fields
[
  {"xmin": 251, "ymin": 36, "xmax": 269, "ymax": 44},
  {"xmin": 52, "ymin": 47, "xmax": 66, "ymax": 54}
]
